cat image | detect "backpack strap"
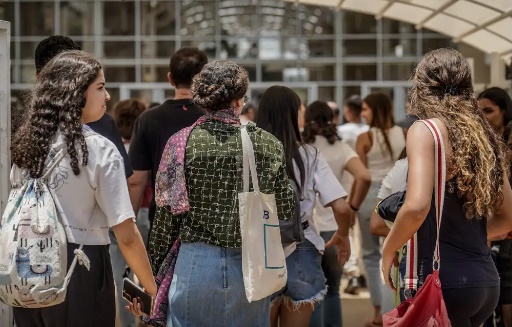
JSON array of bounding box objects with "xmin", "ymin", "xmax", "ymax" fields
[
  {"xmin": 41, "ymin": 149, "xmax": 67, "ymax": 181},
  {"xmin": 61, "ymin": 206, "xmax": 96, "ymax": 289}
]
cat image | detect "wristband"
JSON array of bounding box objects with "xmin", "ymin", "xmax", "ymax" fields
[{"xmin": 349, "ymin": 204, "xmax": 359, "ymax": 212}]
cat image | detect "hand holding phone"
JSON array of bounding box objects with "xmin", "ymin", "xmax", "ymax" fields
[{"xmin": 122, "ymin": 278, "xmax": 154, "ymax": 316}]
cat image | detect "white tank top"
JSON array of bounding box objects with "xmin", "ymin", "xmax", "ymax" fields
[{"xmin": 366, "ymin": 125, "xmax": 406, "ymax": 182}]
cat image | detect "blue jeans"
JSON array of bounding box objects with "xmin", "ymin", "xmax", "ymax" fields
[
  {"xmin": 309, "ymin": 231, "xmax": 343, "ymax": 327},
  {"xmin": 168, "ymin": 242, "xmax": 270, "ymax": 327},
  {"xmin": 109, "ymin": 208, "xmax": 150, "ymax": 327}
]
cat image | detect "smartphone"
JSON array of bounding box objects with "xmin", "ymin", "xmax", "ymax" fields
[{"xmin": 122, "ymin": 278, "xmax": 153, "ymax": 316}]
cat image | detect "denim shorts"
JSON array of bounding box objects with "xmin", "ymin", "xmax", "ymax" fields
[{"xmin": 272, "ymin": 240, "xmax": 327, "ymax": 307}]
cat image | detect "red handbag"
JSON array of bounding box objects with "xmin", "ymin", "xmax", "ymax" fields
[{"xmin": 382, "ymin": 119, "xmax": 451, "ymax": 327}]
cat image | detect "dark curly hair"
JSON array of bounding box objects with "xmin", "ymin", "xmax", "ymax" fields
[
  {"xmin": 409, "ymin": 48, "xmax": 508, "ymax": 219},
  {"xmin": 11, "ymin": 50, "xmax": 102, "ymax": 178},
  {"xmin": 303, "ymin": 100, "xmax": 340, "ymax": 145},
  {"xmin": 113, "ymin": 99, "xmax": 147, "ymax": 140},
  {"xmin": 191, "ymin": 60, "xmax": 248, "ymax": 112}
]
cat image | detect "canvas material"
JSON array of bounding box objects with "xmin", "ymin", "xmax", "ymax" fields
[
  {"xmin": 238, "ymin": 127, "xmax": 287, "ymax": 303},
  {"xmin": 0, "ymin": 150, "xmax": 92, "ymax": 308}
]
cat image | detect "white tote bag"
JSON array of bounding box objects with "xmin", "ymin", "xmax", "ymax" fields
[{"xmin": 238, "ymin": 127, "xmax": 287, "ymax": 303}]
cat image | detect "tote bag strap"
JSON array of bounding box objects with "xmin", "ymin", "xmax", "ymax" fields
[
  {"xmin": 241, "ymin": 126, "xmax": 260, "ymax": 192},
  {"xmin": 404, "ymin": 119, "xmax": 446, "ymax": 296}
]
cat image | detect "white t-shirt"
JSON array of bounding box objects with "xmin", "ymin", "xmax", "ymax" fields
[
  {"xmin": 11, "ymin": 126, "xmax": 135, "ymax": 245},
  {"xmin": 289, "ymin": 144, "xmax": 347, "ymax": 253},
  {"xmin": 311, "ymin": 137, "xmax": 357, "ymax": 232},
  {"xmin": 377, "ymin": 159, "xmax": 408, "ymax": 200},
  {"xmin": 337, "ymin": 123, "xmax": 369, "ymax": 150}
]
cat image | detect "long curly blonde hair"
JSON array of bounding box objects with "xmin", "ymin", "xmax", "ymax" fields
[{"xmin": 409, "ymin": 48, "xmax": 508, "ymax": 219}]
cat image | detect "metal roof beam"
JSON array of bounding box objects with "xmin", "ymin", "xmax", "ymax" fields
[
  {"xmin": 415, "ymin": 0, "xmax": 458, "ymax": 30},
  {"xmin": 453, "ymin": 9, "xmax": 512, "ymax": 42},
  {"xmin": 337, "ymin": 0, "xmax": 345, "ymax": 10},
  {"xmin": 375, "ymin": 0, "xmax": 398, "ymax": 20}
]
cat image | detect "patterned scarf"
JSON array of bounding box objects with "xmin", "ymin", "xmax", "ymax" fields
[{"xmin": 155, "ymin": 108, "xmax": 241, "ymax": 215}]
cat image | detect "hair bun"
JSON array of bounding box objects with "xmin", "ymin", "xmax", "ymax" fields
[{"xmin": 191, "ymin": 60, "xmax": 248, "ymax": 112}]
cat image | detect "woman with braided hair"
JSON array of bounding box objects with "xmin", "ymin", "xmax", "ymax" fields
[
  {"xmin": 381, "ymin": 48, "xmax": 512, "ymax": 327},
  {"xmin": 149, "ymin": 61, "xmax": 295, "ymax": 327},
  {"xmin": 10, "ymin": 50, "xmax": 156, "ymax": 327}
]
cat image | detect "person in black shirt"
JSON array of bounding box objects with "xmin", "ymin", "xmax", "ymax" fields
[
  {"xmin": 128, "ymin": 47, "xmax": 208, "ymax": 226},
  {"xmin": 33, "ymin": 35, "xmax": 132, "ymax": 178}
]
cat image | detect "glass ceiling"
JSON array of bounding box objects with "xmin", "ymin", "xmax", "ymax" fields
[{"xmin": 283, "ymin": 0, "xmax": 512, "ymax": 63}]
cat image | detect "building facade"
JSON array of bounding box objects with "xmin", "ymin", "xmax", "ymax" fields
[{"xmin": 2, "ymin": 0, "xmax": 469, "ymax": 119}]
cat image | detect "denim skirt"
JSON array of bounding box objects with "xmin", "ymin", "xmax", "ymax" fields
[{"xmin": 167, "ymin": 242, "xmax": 270, "ymax": 327}]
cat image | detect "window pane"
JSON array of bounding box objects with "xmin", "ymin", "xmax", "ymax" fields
[
  {"xmin": 103, "ymin": 41, "xmax": 136, "ymax": 59},
  {"xmin": 105, "ymin": 88, "xmax": 119, "ymax": 114},
  {"xmin": 382, "ymin": 63, "xmax": 416, "ymax": 81},
  {"xmin": 20, "ymin": 64, "xmax": 37, "ymax": 83},
  {"xmin": 343, "ymin": 39, "xmax": 377, "ymax": 56},
  {"xmin": 20, "ymin": 2, "xmax": 54, "ymax": 36},
  {"xmin": 181, "ymin": 1, "xmax": 216, "ymax": 36},
  {"xmin": 60, "ymin": 2, "xmax": 95, "ymax": 36},
  {"xmin": 422, "ymin": 37, "xmax": 454, "ymax": 54},
  {"xmin": 241, "ymin": 65, "xmax": 257, "ymax": 82},
  {"xmin": 299, "ymin": 5, "xmax": 335, "ymax": 36},
  {"xmin": 305, "ymin": 39, "xmax": 335, "ymax": 58},
  {"xmin": 343, "ymin": 12, "xmax": 376, "ymax": 34},
  {"xmin": 141, "ymin": 66, "xmax": 168, "ymax": 83},
  {"xmin": 104, "ymin": 1, "xmax": 135, "ymax": 35},
  {"xmin": 381, "ymin": 18, "xmax": 415, "ymax": 34},
  {"xmin": 181, "ymin": 39, "xmax": 217, "ymax": 58},
  {"xmin": 318, "ymin": 87, "xmax": 336, "ymax": 102},
  {"xmin": 305, "ymin": 63, "xmax": 336, "ymax": 81},
  {"xmin": 345, "ymin": 64, "xmax": 377, "ymax": 81},
  {"xmin": 382, "ymin": 38, "xmax": 417, "ymax": 57},
  {"xmin": 20, "ymin": 41, "xmax": 39, "ymax": 60},
  {"xmin": 142, "ymin": 1, "xmax": 176, "ymax": 36},
  {"xmin": 141, "ymin": 41, "xmax": 176, "ymax": 59},
  {"xmin": 104, "ymin": 67, "xmax": 136, "ymax": 83},
  {"xmin": 262, "ymin": 63, "xmax": 297, "ymax": 82}
]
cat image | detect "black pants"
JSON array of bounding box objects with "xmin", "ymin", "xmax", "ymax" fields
[
  {"xmin": 13, "ymin": 243, "xmax": 115, "ymax": 327},
  {"xmin": 443, "ymin": 286, "xmax": 500, "ymax": 327}
]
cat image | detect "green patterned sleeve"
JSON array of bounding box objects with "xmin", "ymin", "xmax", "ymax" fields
[
  {"xmin": 274, "ymin": 145, "xmax": 295, "ymax": 221},
  {"xmin": 148, "ymin": 205, "xmax": 181, "ymax": 274}
]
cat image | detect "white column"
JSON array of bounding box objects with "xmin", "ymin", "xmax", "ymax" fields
[
  {"xmin": 490, "ymin": 52, "xmax": 508, "ymax": 88},
  {"xmin": 0, "ymin": 19, "xmax": 13, "ymax": 327}
]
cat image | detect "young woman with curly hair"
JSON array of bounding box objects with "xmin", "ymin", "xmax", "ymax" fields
[
  {"xmin": 10, "ymin": 50, "xmax": 156, "ymax": 327},
  {"xmin": 303, "ymin": 101, "xmax": 371, "ymax": 327},
  {"xmin": 381, "ymin": 48, "xmax": 512, "ymax": 327},
  {"xmin": 149, "ymin": 61, "xmax": 295, "ymax": 327}
]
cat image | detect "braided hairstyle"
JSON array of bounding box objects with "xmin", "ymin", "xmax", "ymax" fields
[
  {"xmin": 302, "ymin": 100, "xmax": 340, "ymax": 145},
  {"xmin": 409, "ymin": 48, "xmax": 508, "ymax": 219},
  {"xmin": 11, "ymin": 50, "xmax": 102, "ymax": 178},
  {"xmin": 191, "ymin": 60, "xmax": 248, "ymax": 112}
]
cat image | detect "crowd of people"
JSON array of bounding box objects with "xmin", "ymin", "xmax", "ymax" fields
[{"xmin": 4, "ymin": 34, "xmax": 512, "ymax": 327}]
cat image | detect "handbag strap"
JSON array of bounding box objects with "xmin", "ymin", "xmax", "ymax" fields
[
  {"xmin": 241, "ymin": 126, "xmax": 260, "ymax": 192},
  {"xmin": 404, "ymin": 119, "xmax": 446, "ymax": 296},
  {"xmin": 422, "ymin": 119, "xmax": 446, "ymax": 270}
]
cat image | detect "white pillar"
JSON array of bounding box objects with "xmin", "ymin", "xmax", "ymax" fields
[
  {"xmin": 0, "ymin": 19, "xmax": 13, "ymax": 327},
  {"xmin": 490, "ymin": 52, "xmax": 508, "ymax": 88}
]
